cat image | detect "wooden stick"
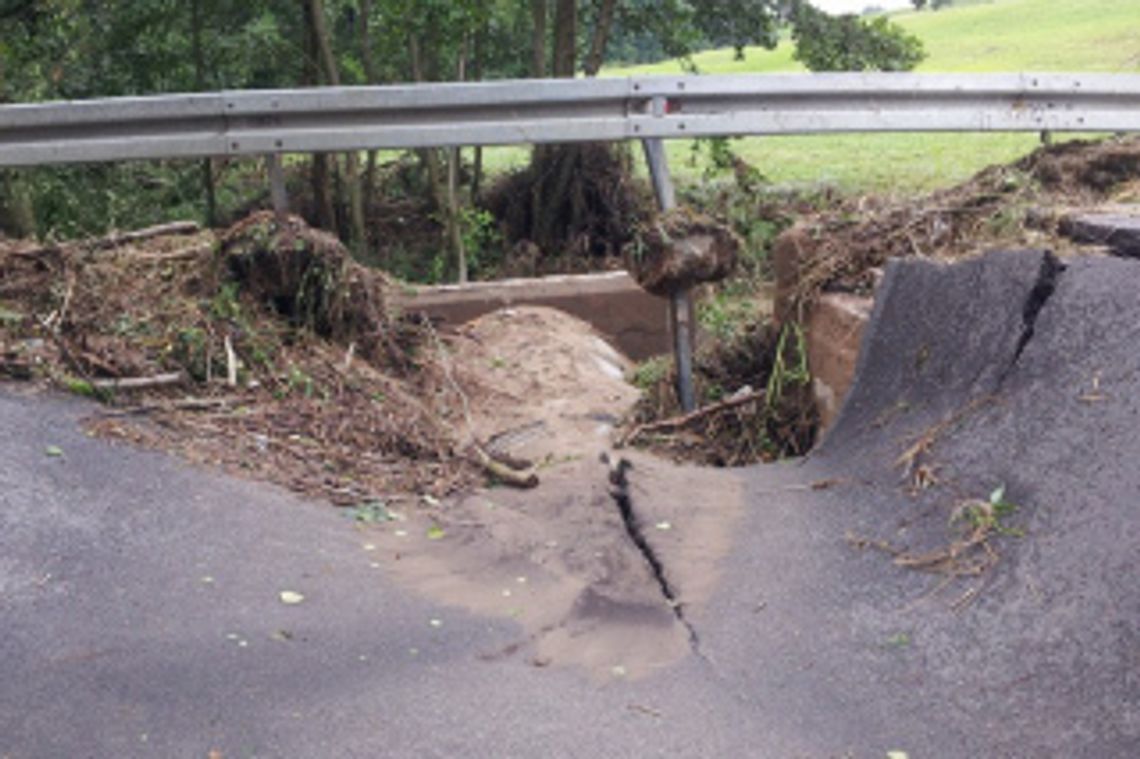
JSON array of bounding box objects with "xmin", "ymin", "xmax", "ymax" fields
[
  {"xmin": 224, "ymin": 335, "xmax": 238, "ymax": 386},
  {"xmin": 91, "ymin": 372, "xmax": 185, "ymax": 391},
  {"xmin": 471, "ymin": 443, "xmax": 539, "ymax": 489},
  {"xmin": 88, "ymin": 221, "xmax": 202, "ymax": 250},
  {"xmin": 95, "ymin": 396, "xmax": 235, "ymax": 417},
  {"xmin": 617, "ymin": 389, "xmax": 766, "ymax": 447},
  {"xmin": 135, "ymin": 243, "xmax": 213, "ymax": 261},
  {"xmin": 13, "ymin": 221, "xmax": 202, "ymax": 258}
]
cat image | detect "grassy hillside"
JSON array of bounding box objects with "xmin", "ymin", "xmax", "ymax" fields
[{"xmin": 599, "ymin": 0, "xmax": 1140, "ymax": 194}]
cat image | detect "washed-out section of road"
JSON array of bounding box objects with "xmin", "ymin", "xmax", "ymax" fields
[{"xmin": 2, "ymin": 249, "xmax": 1137, "ymax": 756}]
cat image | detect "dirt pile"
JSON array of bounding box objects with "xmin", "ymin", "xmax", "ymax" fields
[{"xmin": 779, "ymin": 135, "xmax": 1140, "ymax": 309}]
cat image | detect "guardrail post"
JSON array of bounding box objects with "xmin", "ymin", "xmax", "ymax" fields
[
  {"xmin": 266, "ymin": 154, "xmax": 289, "ymax": 220},
  {"xmin": 642, "ymin": 94, "xmax": 696, "ymax": 413}
]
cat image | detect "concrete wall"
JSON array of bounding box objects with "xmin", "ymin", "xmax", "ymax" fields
[
  {"xmin": 774, "ymin": 229, "xmax": 874, "ymax": 432},
  {"xmin": 394, "ymin": 271, "xmax": 670, "ymax": 361}
]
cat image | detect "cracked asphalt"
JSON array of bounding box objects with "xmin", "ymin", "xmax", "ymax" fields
[{"xmin": 2, "ymin": 249, "xmax": 1137, "ymax": 757}]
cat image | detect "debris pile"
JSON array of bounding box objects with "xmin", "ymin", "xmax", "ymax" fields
[
  {"xmin": 779, "ymin": 135, "xmax": 1140, "ymax": 309},
  {"xmin": 0, "ymin": 213, "xmax": 474, "ymax": 503}
]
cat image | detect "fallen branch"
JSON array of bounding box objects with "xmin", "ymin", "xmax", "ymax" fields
[
  {"xmin": 135, "ymin": 243, "xmax": 213, "ymax": 261},
  {"xmin": 90, "ymin": 372, "xmax": 186, "ymax": 391},
  {"xmin": 94, "ymin": 396, "xmax": 237, "ymax": 418},
  {"xmin": 86, "ymin": 221, "xmax": 202, "ymax": 251},
  {"xmin": 13, "ymin": 221, "xmax": 202, "ymax": 258},
  {"xmin": 617, "ymin": 389, "xmax": 766, "ymax": 447},
  {"xmin": 470, "ymin": 443, "xmax": 539, "ymax": 489}
]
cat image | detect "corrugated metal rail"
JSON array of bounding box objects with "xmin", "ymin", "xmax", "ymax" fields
[{"xmin": 2, "ymin": 73, "xmax": 1139, "ymax": 167}]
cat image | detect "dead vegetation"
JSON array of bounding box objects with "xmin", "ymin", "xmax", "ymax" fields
[
  {"xmin": 0, "ymin": 212, "xmax": 484, "ymax": 504},
  {"xmin": 783, "ymin": 135, "xmax": 1140, "ymax": 311},
  {"xmin": 620, "ymin": 319, "xmax": 818, "ymax": 466},
  {"xmin": 485, "ymin": 143, "xmax": 653, "ymax": 273},
  {"xmin": 626, "ymin": 207, "xmax": 742, "ymax": 296}
]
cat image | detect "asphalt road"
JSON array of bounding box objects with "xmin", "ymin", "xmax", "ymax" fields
[{"xmin": 2, "ymin": 250, "xmax": 1137, "ymax": 758}]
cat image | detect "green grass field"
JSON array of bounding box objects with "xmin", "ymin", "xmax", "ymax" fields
[{"xmin": 595, "ymin": 0, "xmax": 1140, "ymax": 195}]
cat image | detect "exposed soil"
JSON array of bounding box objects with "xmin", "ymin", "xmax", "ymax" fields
[
  {"xmin": 2, "ymin": 221, "xmax": 743, "ymax": 678},
  {"xmin": 370, "ymin": 449, "xmax": 742, "ymax": 680},
  {"xmin": 627, "ymin": 206, "xmax": 742, "ymax": 296}
]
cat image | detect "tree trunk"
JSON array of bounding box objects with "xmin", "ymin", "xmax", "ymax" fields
[
  {"xmin": 584, "ymin": 0, "xmax": 618, "ymax": 76},
  {"xmin": 448, "ymin": 35, "xmax": 470, "ymax": 283},
  {"xmin": 359, "ymin": 0, "xmax": 378, "ymax": 208},
  {"xmin": 308, "ymin": 0, "xmax": 367, "ymax": 254},
  {"xmin": 551, "ymin": 0, "xmax": 577, "ymax": 77},
  {"xmin": 303, "ymin": 2, "xmax": 336, "ymax": 230},
  {"xmin": 190, "ymin": 0, "xmax": 217, "ymax": 226},
  {"xmin": 530, "ymin": 0, "xmax": 547, "ymax": 78},
  {"xmin": 530, "ymin": 0, "xmax": 579, "ymax": 248},
  {"xmin": 0, "ymin": 171, "xmax": 36, "ymax": 239},
  {"xmin": 409, "ymin": 32, "xmax": 445, "ymax": 213},
  {"xmin": 470, "ymin": 10, "xmax": 488, "ymax": 199}
]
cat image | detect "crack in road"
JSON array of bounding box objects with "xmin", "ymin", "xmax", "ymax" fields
[
  {"xmin": 1000, "ymin": 250, "xmax": 1066, "ymax": 384},
  {"xmin": 603, "ymin": 454, "xmax": 703, "ymax": 654}
]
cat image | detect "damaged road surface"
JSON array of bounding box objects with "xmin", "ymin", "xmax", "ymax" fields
[{"xmin": 2, "ymin": 250, "xmax": 1138, "ymax": 757}]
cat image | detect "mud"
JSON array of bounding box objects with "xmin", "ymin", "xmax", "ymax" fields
[
  {"xmin": 365, "ymin": 306, "xmax": 744, "ymax": 679},
  {"xmin": 369, "ymin": 452, "xmax": 742, "ymax": 680}
]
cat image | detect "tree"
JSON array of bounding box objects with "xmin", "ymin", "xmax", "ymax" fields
[
  {"xmin": 789, "ymin": 2, "xmax": 925, "ymax": 72},
  {"xmin": 516, "ymin": 0, "xmax": 926, "ymax": 258},
  {"xmin": 306, "ymin": 0, "xmax": 367, "ymax": 251}
]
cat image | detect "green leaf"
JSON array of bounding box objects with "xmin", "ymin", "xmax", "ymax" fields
[
  {"xmin": 426, "ymin": 525, "xmax": 445, "ymax": 540},
  {"xmin": 989, "ymin": 484, "xmax": 1006, "ymax": 506},
  {"xmin": 345, "ymin": 500, "xmax": 393, "ymax": 523}
]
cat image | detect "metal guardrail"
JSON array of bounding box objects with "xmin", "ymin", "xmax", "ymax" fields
[
  {"xmin": 2, "ymin": 73, "xmax": 1139, "ymax": 167},
  {"xmin": 5, "ymin": 71, "xmax": 1138, "ymax": 411}
]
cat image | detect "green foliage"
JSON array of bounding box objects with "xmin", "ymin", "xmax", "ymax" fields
[
  {"xmin": 60, "ymin": 375, "xmax": 97, "ymax": 398},
  {"xmin": 698, "ymin": 289, "xmax": 756, "ymax": 343},
  {"xmin": 951, "ymin": 484, "xmax": 1023, "ymax": 536},
  {"xmin": 458, "ymin": 206, "xmax": 502, "ymax": 278},
  {"xmin": 790, "ymin": 2, "xmax": 926, "ymax": 72},
  {"xmin": 629, "ymin": 356, "xmax": 672, "ymax": 391},
  {"xmin": 765, "ymin": 322, "xmax": 810, "ymax": 413},
  {"xmin": 344, "ymin": 500, "xmax": 395, "ymax": 523}
]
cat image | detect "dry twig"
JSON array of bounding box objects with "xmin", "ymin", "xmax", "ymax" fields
[{"xmin": 618, "ymin": 389, "xmax": 765, "ymax": 447}]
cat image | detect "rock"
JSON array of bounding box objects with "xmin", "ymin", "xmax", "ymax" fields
[{"xmin": 627, "ymin": 208, "xmax": 740, "ymax": 296}]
